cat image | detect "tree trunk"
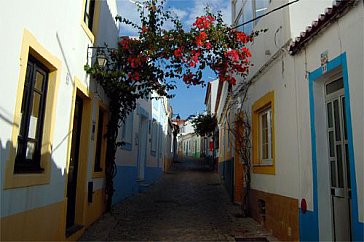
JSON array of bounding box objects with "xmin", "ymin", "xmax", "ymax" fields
[{"xmin": 105, "ymin": 101, "xmax": 121, "ymax": 212}]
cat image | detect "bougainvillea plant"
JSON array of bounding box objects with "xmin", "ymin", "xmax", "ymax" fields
[{"xmin": 85, "ymin": 0, "xmax": 263, "ymax": 210}]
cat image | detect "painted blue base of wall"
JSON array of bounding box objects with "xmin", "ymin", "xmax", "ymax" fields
[
  {"xmin": 144, "ymin": 167, "xmax": 163, "ymax": 184},
  {"xmin": 112, "ymin": 165, "xmax": 163, "ymax": 205},
  {"xmin": 299, "ymin": 209, "xmax": 319, "ymax": 241},
  {"xmin": 113, "ymin": 166, "xmax": 138, "ymax": 204},
  {"xmin": 299, "ymin": 209, "xmax": 363, "ymax": 241},
  {"xmin": 352, "ymin": 219, "xmax": 364, "ymax": 241},
  {"xmin": 218, "ymin": 159, "xmax": 234, "ymax": 200}
]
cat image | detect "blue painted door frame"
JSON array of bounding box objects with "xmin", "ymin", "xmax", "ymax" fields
[{"xmin": 304, "ymin": 53, "xmax": 363, "ymax": 241}]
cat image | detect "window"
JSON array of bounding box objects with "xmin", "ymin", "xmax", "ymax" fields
[
  {"xmin": 255, "ymin": 0, "xmax": 270, "ymax": 20},
  {"xmin": 159, "ymin": 128, "xmax": 163, "ymax": 158},
  {"xmin": 234, "ymin": 0, "xmax": 270, "ymax": 34},
  {"xmin": 14, "ymin": 56, "xmax": 49, "ymax": 173},
  {"xmin": 94, "ymin": 107, "xmax": 106, "ymax": 172},
  {"xmin": 81, "ymin": 0, "xmax": 100, "ymax": 43},
  {"xmin": 84, "ymin": 0, "xmax": 96, "ymax": 31},
  {"xmin": 121, "ymin": 112, "xmax": 133, "ymax": 150},
  {"xmin": 252, "ymin": 91, "xmax": 275, "ymax": 174},
  {"xmin": 4, "ymin": 29, "xmax": 62, "ymax": 188},
  {"xmin": 151, "ymin": 120, "xmax": 157, "ymax": 156},
  {"xmin": 232, "ymin": 0, "xmax": 237, "ymax": 22},
  {"xmin": 259, "ymin": 107, "xmax": 272, "ymax": 164}
]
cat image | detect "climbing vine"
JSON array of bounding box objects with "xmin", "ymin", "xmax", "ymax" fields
[{"xmin": 85, "ymin": 0, "xmax": 261, "ymax": 210}]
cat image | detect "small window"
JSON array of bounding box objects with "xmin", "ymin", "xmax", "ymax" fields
[
  {"xmin": 84, "ymin": 0, "xmax": 96, "ymax": 31},
  {"xmin": 235, "ymin": 0, "xmax": 270, "ymax": 33},
  {"xmin": 252, "ymin": 91, "xmax": 275, "ymax": 174},
  {"xmin": 14, "ymin": 56, "xmax": 49, "ymax": 173},
  {"xmin": 255, "ymin": 0, "xmax": 270, "ymax": 21},
  {"xmin": 94, "ymin": 108, "xmax": 106, "ymax": 172},
  {"xmin": 121, "ymin": 112, "xmax": 133, "ymax": 150},
  {"xmin": 232, "ymin": 0, "xmax": 237, "ymax": 22},
  {"xmin": 151, "ymin": 120, "xmax": 158, "ymax": 156},
  {"xmin": 243, "ymin": 0, "xmax": 253, "ymax": 34},
  {"xmin": 159, "ymin": 129, "xmax": 163, "ymax": 158},
  {"xmin": 259, "ymin": 107, "xmax": 273, "ymax": 164}
]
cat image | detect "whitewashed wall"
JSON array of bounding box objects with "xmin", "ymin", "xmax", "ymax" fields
[
  {"xmin": 293, "ymin": 1, "xmax": 364, "ymax": 233},
  {"xmin": 0, "ymin": 0, "xmax": 118, "ymax": 218}
]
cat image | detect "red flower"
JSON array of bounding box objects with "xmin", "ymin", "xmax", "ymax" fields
[
  {"xmin": 133, "ymin": 71, "xmax": 140, "ymax": 80},
  {"xmin": 188, "ymin": 50, "xmax": 201, "ymax": 67},
  {"xmin": 129, "ymin": 71, "xmax": 140, "ymax": 81},
  {"xmin": 205, "ymin": 42, "xmax": 212, "ymax": 49},
  {"xmin": 174, "ymin": 48, "xmax": 183, "ymax": 58},
  {"xmin": 207, "ymin": 15, "xmax": 215, "ymax": 22},
  {"xmin": 241, "ymin": 47, "xmax": 252, "ymax": 57},
  {"xmin": 142, "ymin": 25, "xmax": 148, "ymax": 34},
  {"xmin": 236, "ymin": 31, "xmax": 248, "ymax": 43},
  {"xmin": 225, "ymin": 49, "xmax": 240, "ymax": 62},
  {"xmin": 199, "ymin": 31, "xmax": 207, "ymax": 39},
  {"xmin": 119, "ymin": 38, "xmax": 129, "ymax": 49},
  {"xmin": 183, "ymin": 73, "xmax": 194, "ymax": 83},
  {"xmin": 195, "ymin": 32, "xmax": 208, "ymax": 46},
  {"xmin": 229, "ymin": 77, "xmax": 237, "ymax": 85},
  {"xmin": 193, "ymin": 15, "xmax": 215, "ymax": 29}
]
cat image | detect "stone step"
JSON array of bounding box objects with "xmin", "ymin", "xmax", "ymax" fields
[{"xmin": 139, "ymin": 182, "xmax": 150, "ymax": 193}]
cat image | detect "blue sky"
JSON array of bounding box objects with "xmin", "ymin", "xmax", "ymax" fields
[{"xmin": 117, "ymin": 0, "xmax": 231, "ymax": 119}]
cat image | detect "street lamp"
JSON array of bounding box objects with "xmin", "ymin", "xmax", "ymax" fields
[
  {"xmin": 96, "ymin": 53, "xmax": 107, "ymax": 67},
  {"xmin": 87, "ymin": 45, "xmax": 113, "ymax": 68}
]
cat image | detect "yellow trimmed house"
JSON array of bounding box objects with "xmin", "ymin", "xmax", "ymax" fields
[
  {"xmin": 231, "ymin": 0, "xmax": 363, "ymax": 241},
  {"xmin": 215, "ymin": 81, "xmax": 235, "ymax": 200},
  {"xmin": 0, "ymin": 0, "xmax": 119, "ymax": 240}
]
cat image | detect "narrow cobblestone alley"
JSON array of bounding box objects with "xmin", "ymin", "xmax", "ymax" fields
[{"xmin": 80, "ymin": 159, "xmax": 276, "ymax": 241}]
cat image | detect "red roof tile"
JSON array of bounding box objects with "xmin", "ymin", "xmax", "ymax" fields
[{"xmin": 289, "ymin": 0, "xmax": 357, "ymax": 55}]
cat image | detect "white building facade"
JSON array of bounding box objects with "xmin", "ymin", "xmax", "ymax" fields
[
  {"xmin": 231, "ymin": 0, "xmax": 363, "ymax": 241},
  {"xmin": 113, "ymin": 92, "xmax": 173, "ymax": 203},
  {"xmin": 0, "ymin": 0, "xmax": 119, "ymax": 240},
  {"xmin": 177, "ymin": 118, "xmax": 203, "ymax": 158}
]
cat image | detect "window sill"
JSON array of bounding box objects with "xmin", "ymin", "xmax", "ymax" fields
[
  {"xmin": 253, "ymin": 163, "xmax": 273, "ymax": 167},
  {"xmin": 4, "ymin": 171, "xmax": 50, "ymax": 189},
  {"xmin": 120, "ymin": 142, "xmax": 132, "ymax": 151},
  {"xmin": 14, "ymin": 166, "xmax": 44, "ymax": 174},
  {"xmin": 92, "ymin": 169, "xmax": 105, "ymax": 178},
  {"xmin": 252, "ymin": 163, "xmax": 275, "ymax": 175},
  {"xmin": 80, "ymin": 21, "xmax": 95, "ymax": 44}
]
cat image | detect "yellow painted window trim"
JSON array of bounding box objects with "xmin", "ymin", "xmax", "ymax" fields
[
  {"xmin": 80, "ymin": 0, "xmax": 101, "ymax": 44},
  {"xmin": 81, "ymin": 21, "xmax": 95, "ymax": 44},
  {"xmin": 4, "ymin": 29, "xmax": 62, "ymax": 189},
  {"xmin": 252, "ymin": 91, "xmax": 275, "ymax": 175},
  {"xmin": 92, "ymin": 100, "xmax": 108, "ymax": 178}
]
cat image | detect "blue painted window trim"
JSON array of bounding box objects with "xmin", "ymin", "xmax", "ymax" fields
[{"xmin": 307, "ymin": 52, "xmax": 363, "ymax": 241}]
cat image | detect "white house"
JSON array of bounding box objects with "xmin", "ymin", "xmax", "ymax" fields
[
  {"xmin": 113, "ymin": 92, "xmax": 173, "ymax": 203},
  {"xmin": 204, "ymin": 79, "xmax": 220, "ymax": 158},
  {"xmin": 177, "ymin": 117, "xmax": 203, "ymax": 158},
  {"xmin": 0, "ymin": 0, "xmax": 119, "ymax": 240},
  {"xmin": 231, "ymin": 0, "xmax": 363, "ymax": 241}
]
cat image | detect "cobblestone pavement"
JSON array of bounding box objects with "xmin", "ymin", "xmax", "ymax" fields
[{"xmin": 80, "ymin": 159, "xmax": 277, "ymax": 241}]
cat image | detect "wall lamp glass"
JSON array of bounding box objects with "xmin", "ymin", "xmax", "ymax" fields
[{"xmin": 87, "ymin": 45, "xmax": 115, "ymax": 68}]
